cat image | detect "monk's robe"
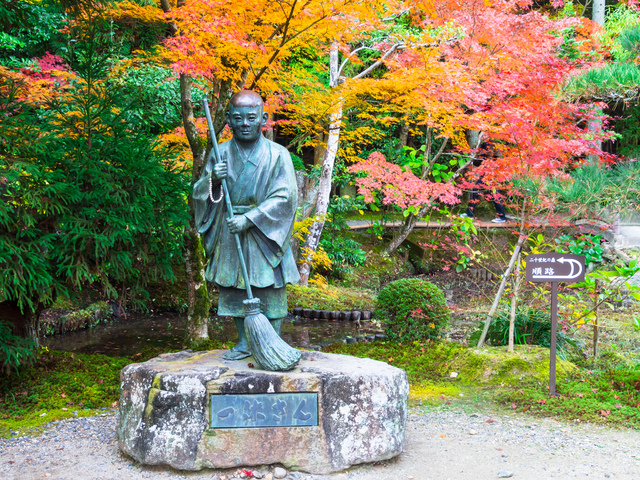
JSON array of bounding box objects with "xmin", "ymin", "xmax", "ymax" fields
[{"xmin": 192, "ymin": 135, "xmax": 300, "ymax": 319}]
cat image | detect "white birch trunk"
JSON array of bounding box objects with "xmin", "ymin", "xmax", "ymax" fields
[
  {"xmin": 592, "ymin": 0, "xmax": 605, "ymax": 26},
  {"xmin": 298, "ymin": 44, "xmax": 343, "ymax": 285}
]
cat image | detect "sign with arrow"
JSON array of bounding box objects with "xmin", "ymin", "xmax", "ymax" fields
[
  {"xmin": 525, "ymin": 252, "xmax": 585, "ymax": 397},
  {"xmin": 525, "ymin": 253, "xmax": 585, "ymax": 283}
]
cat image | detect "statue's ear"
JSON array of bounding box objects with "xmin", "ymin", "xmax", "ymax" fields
[
  {"xmin": 261, "ymin": 111, "xmax": 269, "ymax": 126},
  {"xmin": 225, "ymin": 110, "xmax": 231, "ymax": 125}
]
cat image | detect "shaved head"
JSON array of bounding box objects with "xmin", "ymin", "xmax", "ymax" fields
[
  {"xmin": 226, "ymin": 90, "xmax": 269, "ymax": 146},
  {"xmin": 229, "ymin": 90, "xmax": 264, "ymax": 109}
]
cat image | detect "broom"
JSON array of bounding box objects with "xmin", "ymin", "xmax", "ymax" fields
[{"xmin": 203, "ymin": 98, "xmax": 301, "ymax": 371}]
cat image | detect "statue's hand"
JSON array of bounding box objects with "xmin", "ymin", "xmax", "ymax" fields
[
  {"xmin": 227, "ymin": 215, "xmax": 252, "ymax": 234},
  {"xmin": 211, "ymin": 162, "xmax": 228, "ymax": 181}
]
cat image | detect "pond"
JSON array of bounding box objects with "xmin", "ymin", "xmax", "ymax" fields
[{"xmin": 42, "ymin": 313, "xmax": 382, "ymax": 357}]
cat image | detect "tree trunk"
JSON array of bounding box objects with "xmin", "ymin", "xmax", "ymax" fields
[
  {"xmin": 478, "ymin": 200, "xmax": 528, "ymax": 348},
  {"xmin": 399, "ymin": 117, "xmax": 410, "ymax": 148},
  {"xmin": 386, "ymin": 213, "xmax": 419, "ymax": 254},
  {"xmin": 508, "ymin": 252, "xmax": 522, "ymax": 353},
  {"xmin": 477, "ymin": 234, "xmax": 527, "ymax": 348},
  {"xmin": 298, "ymin": 44, "xmax": 343, "ymax": 286},
  {"xmin": 0, "ymin": 300, "xmax": 42, "ymax": 348},
  {"xmin": 593, "ymin": 280, "xmax": 599, "ymax": 358},
  {"xmin": 592, "ymin": 0, "xmax": 605, "ymax": 25},
  {"xmin": 181, "ymin": 73, "xmax": 211, "ymax": 346},
  {"xmin": 184, "ymin": 229, "xmax": 210, "ymax": 346}
]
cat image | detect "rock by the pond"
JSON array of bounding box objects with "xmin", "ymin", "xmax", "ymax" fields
[
  {"xmin": 273, "ymin": 466, "xmax": 287, "ymax": 478},
  {"xmin": 117, "ymin": 349, "xmax": 408, "ymax": 474}
]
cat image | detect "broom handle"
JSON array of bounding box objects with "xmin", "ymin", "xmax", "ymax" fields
[{"xmin": 203, "ymin": 98, "xmax": 254, "ymax": 300}]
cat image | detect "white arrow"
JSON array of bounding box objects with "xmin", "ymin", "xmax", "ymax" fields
[{"xmin": 531, "ymin": 257, "xmax": 583, "ymax": 280}]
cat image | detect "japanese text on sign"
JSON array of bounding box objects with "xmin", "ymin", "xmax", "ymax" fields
[
  {"xmin": 525, "ymin": 253, "xmax": 585, "ymax": 283},
  {"xmin": 210, "ymin": 393, "xmax": 318, "ymax": 429}
]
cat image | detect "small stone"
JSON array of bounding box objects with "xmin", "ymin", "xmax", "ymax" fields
[
  {"xmin": 470, "ymin": 413, "xmax": 480, "ymax": 418},
  {"xmin": 265, "ymin": 474, "xmax": 273, "ymax": 480},
  {"xmin": 501, "ymin": 454, "xmax": 509, "ymax": 458},
  {"xmin": 253, "ymin": 472, "xmax": 264, "ymax": 479},
  {"xmin": 274, "ymin": 467, "xmax": 287, "ymax": 479},
  {"xmin": 605, "ymin": 475, "xmax": 610, "ymax": 478},
  {"xmin": 450, "ymin": 372, "xmax": 458, "ymax": 378},
  {"xmin": 469, "ymin": 429, "xmax": 478, "ymax": 435},
  {"xmin": 498, "ymin": 472, "xmax": 514, "ymax": 478}
]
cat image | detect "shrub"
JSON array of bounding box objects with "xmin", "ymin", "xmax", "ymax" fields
[
  {"xmin": 376, "ymin": 278, "xmax": 450, "ymax": 341},
  {"xmin": 319, "ymin": 237, "xmax": 366, "ymax": 276}
]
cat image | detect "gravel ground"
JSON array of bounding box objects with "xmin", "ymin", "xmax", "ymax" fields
[{"xmin": 2, "ymin": 408, "xmax": 640, "ymax": 480}]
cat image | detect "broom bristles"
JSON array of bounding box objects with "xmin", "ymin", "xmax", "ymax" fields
[{"xmin": 245, "ymin": 310, "xmax": 301, "ymax": 371}]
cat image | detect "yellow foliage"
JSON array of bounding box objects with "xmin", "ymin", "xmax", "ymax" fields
[{"xmin": 308, "ymin": 274, "xmax": 328, "ymax": 288}]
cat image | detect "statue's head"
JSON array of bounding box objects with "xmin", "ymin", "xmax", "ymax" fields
[{"xmin": 226, "ymin": 90, "xmax": 269, "ymax": 145}]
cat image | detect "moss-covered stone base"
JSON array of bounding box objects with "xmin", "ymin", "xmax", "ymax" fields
[{"xmin": 117, "ymin": 349, "xmax": 408, "ymax": 474}]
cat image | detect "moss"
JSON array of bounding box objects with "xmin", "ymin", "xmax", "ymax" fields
[
  {"xmin": 41, "ymin": 301, "xmax": 113, "ymax": 336},
  {"xmin": 287, "ymin": 284, "xmax": 374, "ymax": 311},
  {"xmin": 185, "ymin": 231, "xmax": 212, "ymax": 347},
  {"xmin": 449, "ymin": 345, "xmax": 578, "ymax": 386},
  {"xmin": 0, "ymin": 350, "xmax": 131, "ymax": 438},
  {"xmin": 410, "ymin": 384, "xmax": 461, "ymax": 403}
]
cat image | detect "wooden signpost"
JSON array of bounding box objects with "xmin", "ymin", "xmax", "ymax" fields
[{"xmin": 525, "ymin": 253, "xmax": 586, "ymax": 396}]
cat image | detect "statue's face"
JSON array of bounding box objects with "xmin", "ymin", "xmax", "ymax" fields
[{"xmin": 226, "ymin": 104, "xmax": 268, "ymax": 144}]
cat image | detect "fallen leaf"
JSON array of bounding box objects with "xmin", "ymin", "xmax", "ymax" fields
[
  {"xmin": 440, "ymin": 434, "xmax": 446, "ymax": 438},
  {"xmin": 97, "ymin": 379, "xmax": 104, "ymax": 385},
  {"xmin": 112, "ymin": 401, "xmax": 118, "ymax": 408},
  {"xmin": 511, "ymin": 403, "xmax": 517, "ymax": 409},
  {"xmin": 486, "ymin": 418, "xmax": 495, "ymax": 423},
  {"xmin": 61, "ymin": 393, "xmax": 66, "ymax": 398},
  {"xmin": 247, "ymin": 363, "xmax": 255, "ymax": 368},
  {"xmin": 576, "ymin": 393, "xmax": 583, "ymax": 398},
  {"xmin": 600, "ymin": 410, "xmax": 611, "ymax": 417},
  {"xmin": 61, "ymin": 408, "xmax": 68, "ymax": 411},
  {"xmin": 614, "ymin": 394, "xmax": 620, "ymax": 400},
  {"xmin": 537, "ymin": 399, "xmax": 547, "ymax": 404}
]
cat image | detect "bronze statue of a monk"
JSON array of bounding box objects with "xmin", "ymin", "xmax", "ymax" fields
[{"xmin": 193, "ymin": 90, "xmax": 300, "ymax": 360}]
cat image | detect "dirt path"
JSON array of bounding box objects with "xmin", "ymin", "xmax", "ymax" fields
[{"xmin": 2, "ymin": 407, "xmax": 640, "ymax": 480}]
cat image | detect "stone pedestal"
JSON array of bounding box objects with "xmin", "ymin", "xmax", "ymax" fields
[{"xmin": 117, "ymin": 350, "xmax": 408, "ymax": 474}]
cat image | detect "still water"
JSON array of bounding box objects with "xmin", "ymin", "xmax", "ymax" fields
[{"xmin": 42, "ymin": 312, "xmax": 381, "ymax": 357}]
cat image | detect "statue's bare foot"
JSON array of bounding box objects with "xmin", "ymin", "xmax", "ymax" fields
[{"xmin": 222, "ymin": 343, "xmax": 251, "ymax": 360}]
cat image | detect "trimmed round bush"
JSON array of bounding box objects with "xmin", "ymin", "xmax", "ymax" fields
[{"xmin": 376, "ymin": 278, "xmax": 449, "ymax": 341}]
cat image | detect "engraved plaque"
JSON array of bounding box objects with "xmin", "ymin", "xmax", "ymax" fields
[{"xmin": 210, "ymin": 393, "xmax": 318, "ymax": 429}]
